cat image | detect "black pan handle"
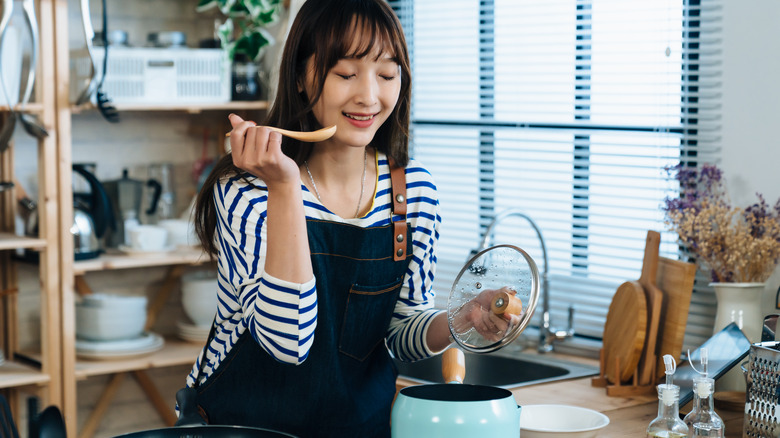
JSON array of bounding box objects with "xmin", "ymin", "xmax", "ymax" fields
[{"xmin": 174, "ymin": 387, "xmax": 206, "ymax": 427}]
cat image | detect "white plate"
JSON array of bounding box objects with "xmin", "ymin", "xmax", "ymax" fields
[
  {"xmin": 178, "ymin": 326, "xmax": 210, "ymax": 337},
  {"xmin": 177, "ymin": 319, "xmax": 211, "ymax": 332},
  {"xmin": 118, "ymin": 245, "xmax": 176, "ymax": 257},
  {"xmin": 76, "ymin": 332, "xmax": 164, "ymax": 359},
  {"xmin": 176, "ymin": 320, "xmax": 210, "ymax": 341},
  {"xmin": 177, "ymin": 330, "xmax": 208, "ymax": 343}
]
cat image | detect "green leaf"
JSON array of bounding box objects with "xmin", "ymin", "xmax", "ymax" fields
[
  {"xmin": 234, "ymin": 28, "xmax": 274, "ymax": 62},
  {"xmin": 195, "ymin": 0, "xmax": 219, "ymax": 13},
  {"xmin": 254, "ymin": 8, "xmax": 278, "ymax": 25},
  {"xmin": 242, "ymin": 1, "xmax": 278, "ymax": 24},
  {"xmin": 217, "ymin": 19, "xmax": 234, "ymax": 48}
]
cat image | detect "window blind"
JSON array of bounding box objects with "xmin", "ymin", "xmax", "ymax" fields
[{"xmin": 389, "ymin": 0, "xmax": 723, "ymax": 354}]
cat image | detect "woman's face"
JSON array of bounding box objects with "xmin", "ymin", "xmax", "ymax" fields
[{"xmin": 304, "ymin": 44, "xmax": 402, "ymax": 149}]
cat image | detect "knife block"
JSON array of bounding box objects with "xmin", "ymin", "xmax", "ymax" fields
[{"xmin": 591, "ymin": 348, "xmax": 656, "ymax": 396}]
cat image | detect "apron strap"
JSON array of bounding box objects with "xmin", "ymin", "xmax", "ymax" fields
[{"xmin": 388, "ymin": 158, "xmax": 408, "ymax": 261}]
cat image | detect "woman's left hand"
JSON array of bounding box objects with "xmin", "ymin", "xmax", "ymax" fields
[{"xmin": 450, "ymin": 286, "xmax": 523, "ymax": 342}]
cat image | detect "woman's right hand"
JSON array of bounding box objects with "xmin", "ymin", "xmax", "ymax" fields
[{"xmin": 228, "ymin": 114, "xmax": 300, "ymax": 189}]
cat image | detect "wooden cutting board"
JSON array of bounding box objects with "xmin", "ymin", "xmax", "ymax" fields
[
  {"xmin": 603, "ymin": 277, "xmax": 647, "ymax": 384},
  {"xmin": 637, "ymin": 231, "xmax": 663, "ymax": 386},
  {"xmin": 654, "ymin": 256, "xmax": 696, "ymax": 381}
]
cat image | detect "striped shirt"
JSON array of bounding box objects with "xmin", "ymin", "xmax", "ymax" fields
[{"xmin": 187, "ymin": 152, "xmax": 443, "ymax": 386}]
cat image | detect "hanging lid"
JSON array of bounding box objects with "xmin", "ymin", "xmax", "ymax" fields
[{"xmin": 447, "ymin": 244, "xmax": 541, "ymax": 353}]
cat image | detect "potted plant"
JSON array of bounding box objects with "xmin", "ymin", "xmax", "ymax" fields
[
  {"xmin": 661, "ymin": 163, "xmax": 780, "ymax": 341},
  {"xmin": 196, "ymin": 0, "xmax": 283, "ymax": 99}
]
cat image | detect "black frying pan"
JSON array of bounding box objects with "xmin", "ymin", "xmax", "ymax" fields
[
  {"xmin": 113, "ymin": 388, "xmax": 298, "ymax": 438},
  {"xmin": 115, "ymin": 426, "xmax": 297, "ymax": 438}
]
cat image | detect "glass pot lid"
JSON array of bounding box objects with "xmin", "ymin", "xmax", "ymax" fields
[{"xmin": 447, "ymin": 244, "xmax": 541, "ymax": 353}]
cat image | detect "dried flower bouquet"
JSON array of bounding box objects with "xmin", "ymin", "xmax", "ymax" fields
[{"xmin": 662, "ymin": 164, "xmax": 780, "ymax": 283}]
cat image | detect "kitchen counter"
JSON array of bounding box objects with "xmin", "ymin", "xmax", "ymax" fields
[
  {"xmin": 396, "ymin": 351, "xmax": 745, "ymax": 437},
  {"xmin": 508, "ymin": 376, "xmax": 744, "ymax": 437}
]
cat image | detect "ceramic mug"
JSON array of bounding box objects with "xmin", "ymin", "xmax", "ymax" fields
[{"xmin": 129, "ymin": 225, "xmax": 169, "ymax": 252}]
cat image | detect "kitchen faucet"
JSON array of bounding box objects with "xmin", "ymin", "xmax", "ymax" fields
[{"xmin": 474, "ymin": 209, "xmax": 575, "ymax": 353}]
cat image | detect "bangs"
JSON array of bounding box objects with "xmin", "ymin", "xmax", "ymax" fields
[
  {"xmin": 338, "ymin": 15, "xmax": 398, "ymax": 61},
  {"xmin": 313, "ymin": 1, "xmax": 406, "ymax": 65}
]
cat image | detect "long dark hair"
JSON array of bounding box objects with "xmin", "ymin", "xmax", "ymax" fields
[{"xmin": 195, "ymin": 0, "xmax": 412, "ymax": 256}]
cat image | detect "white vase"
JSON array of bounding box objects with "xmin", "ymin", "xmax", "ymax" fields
[
  {"xmin": 711, "ymin": 282, "xmax": 765, "ymax": 341},
  {"xmin": 710, "ymin": 282, "xmax": 766, "ymax": 392}
]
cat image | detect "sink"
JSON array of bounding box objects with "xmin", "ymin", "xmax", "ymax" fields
[{"xmin": 394, "ymin": 351, "xmax": 599, "ymax": 389}]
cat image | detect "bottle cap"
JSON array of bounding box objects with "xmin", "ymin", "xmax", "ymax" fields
[
  {"xmin": 693, "ymin": 377, "xmax": 714, "ymax": 398},
  {"xmin": 658, "ymin": 383, "xmax": 680, "ymax": 406}
]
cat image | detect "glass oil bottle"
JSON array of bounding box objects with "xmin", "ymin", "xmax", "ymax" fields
[
  {"xmin": 647, "ymin": 355, "xmax": 689, "ymax": 438},
  {"xmin": 683, "ymin": 348, "xmax": 724, "ymax": 437}
]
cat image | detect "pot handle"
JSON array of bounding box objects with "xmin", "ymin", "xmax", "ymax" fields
[
  {"xmin": 441, "ymin": 348, "xmax": 466, "ymax": 384},
  {"xmin": 491, "ymin": 291, "xmax": 523, "ymax": 316}
]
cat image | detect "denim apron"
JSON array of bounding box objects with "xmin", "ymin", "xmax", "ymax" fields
[{"xmin": 195, "ymin": 165, "xmax": 411, "ymax": 438}]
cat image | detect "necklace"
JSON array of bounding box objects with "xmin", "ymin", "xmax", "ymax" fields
[{"xmin": 305, "ymin": 149, "xmax": 367, "ymax": 218}]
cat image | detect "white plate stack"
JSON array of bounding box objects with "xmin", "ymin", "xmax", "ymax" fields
[
  {"xmin": 176, "ymin": 319, "xmax": 210, "ymax": 343},
  {"xmin": 76, "ymin": 333, "xmax": 165, "ymax": 360}
]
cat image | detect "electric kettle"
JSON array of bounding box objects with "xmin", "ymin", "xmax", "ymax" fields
[{"xmin": 72, "ymin": 163, "xmax": 114, "ymax": 260}]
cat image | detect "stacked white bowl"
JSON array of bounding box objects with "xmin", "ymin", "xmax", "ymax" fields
[
  {"xmin": 75, "ymin": 294, "xmax": 148, "ymax": 342},
  {"xmin": 159, "ymin": 219, "xmax": 198, "ymax": 248},
  {"xmin": 181, "ymin": 270, "xmax": 218, "ymax": 327}
]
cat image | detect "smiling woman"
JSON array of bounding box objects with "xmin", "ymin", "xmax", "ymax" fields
[{"xmin": 185, "ymin": 1, "xmax": 449, "ymax": 437}]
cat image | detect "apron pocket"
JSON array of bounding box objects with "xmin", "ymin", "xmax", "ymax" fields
[{"xmin": 339, "ymin": 278, "xmax": 403, "ymax": 361}]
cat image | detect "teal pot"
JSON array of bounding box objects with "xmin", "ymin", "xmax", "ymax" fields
[
  {"xmin": 391, "ymin": 383, "xmax": 521, "ymax": 437},
  {"xmin": 391, "ymin": 349, "xmax": 521, "ymax": 437}
]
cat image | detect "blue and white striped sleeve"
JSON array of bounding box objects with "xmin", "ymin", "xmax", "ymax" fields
[
  {"xmin": 385, "ymin": 163, "xmax": 445, "ymax": 362},
  {"xmin": 214, "ymin": 175, "xmax": 317, "ymax": 365}
]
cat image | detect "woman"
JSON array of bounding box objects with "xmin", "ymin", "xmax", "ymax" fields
[{"xmin": 187, "ymin": 1, "xmax": 514, "ymax": 436}]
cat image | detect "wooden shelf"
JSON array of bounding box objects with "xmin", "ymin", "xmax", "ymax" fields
[
  {"xmin": 73, "ymin": 338, "xmax": 203, "ymax": 379},
  {"xmin": 0, "ymin": 232, "xmax": 47, "ymax": 251},
  {"xmin": 73, "ymin": 247, "xmax": 210, "ymax": 275},
  {"xmin": 0, "ymin": 103, "xmax": 46, "ymax": 113},
  {"xmin": 0, "ymin": 359, "xmax": 51, "ymax": 389},
  {"xmin": 18, "ymin": 338, "xmax": 201, "ymax": 380},
  {"xmin": 71, "ymin": 100, "xmax": 268, "ymax": 114}
]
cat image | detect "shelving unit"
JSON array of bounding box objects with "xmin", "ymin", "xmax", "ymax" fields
[
  {"xmin": 63, "ymin": 244, "xmax": 216, "ymax": 438},
  {"xmin": 68, "ymin": 249, "xmax": 210, "ymax": 438},
  {"xmin": 51, "ymin": 3, "xmax": 268, "ymax": 437},
  {"xmin": 24, "ymin": 0, "xmax": 276, "ymax": 437},
  {"xmin": 0, "ymin": 0, "xmax": 61, "ymax": 428}
]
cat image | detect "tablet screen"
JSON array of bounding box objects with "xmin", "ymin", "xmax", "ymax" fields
[{"xmin": 673, "ymin": 322, "xmax": 751, "ymax": 406}]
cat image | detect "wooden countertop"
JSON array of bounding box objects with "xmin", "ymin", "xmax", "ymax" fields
[
  {"xmin": 396, "ymin": 351, "xmax": 745, "ymax": 436},
  {"xmin": 508, "ymin": 377, "xmax": 744, "ymax": 437}
]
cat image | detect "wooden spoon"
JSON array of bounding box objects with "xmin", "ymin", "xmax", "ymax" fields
[{"xmin": 225, "ymin": 125, "xmax": 337, "ymax": 142}]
